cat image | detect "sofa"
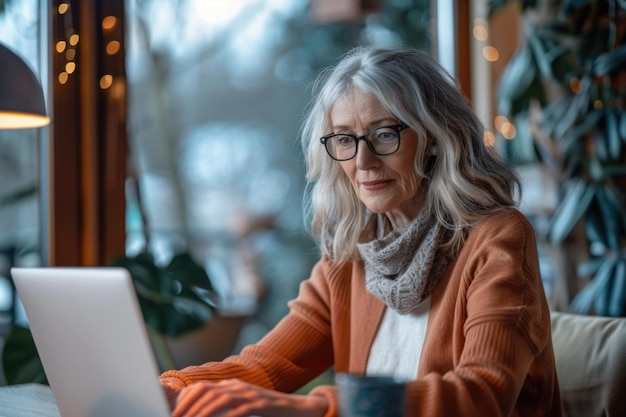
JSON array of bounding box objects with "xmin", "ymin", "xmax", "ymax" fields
[{"xmin": 550, "ymin": 312, "xmax": 626, "ymax": 417}]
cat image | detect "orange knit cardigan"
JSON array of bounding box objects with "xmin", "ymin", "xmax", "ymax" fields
[{"xmin": 161, "ymin": 209, "xmax": 562, "ymax": 417}]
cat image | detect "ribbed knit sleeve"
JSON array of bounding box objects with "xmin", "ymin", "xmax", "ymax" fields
[
  {"xmin": 159, "ymin": 259, "xmax": 338, "ymax": 395},
  {"xmin": 159, "ymin": 209, "xmax": 561, "ymax": 417},
  {"xmin": 404, "ymin": 209, "xmax": 561, "ymax": 417}
]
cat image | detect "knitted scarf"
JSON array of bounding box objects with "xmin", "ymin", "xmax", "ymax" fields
[{"xmin": 357, "ymin": 210, "xmax": 452, "ymax": 314}]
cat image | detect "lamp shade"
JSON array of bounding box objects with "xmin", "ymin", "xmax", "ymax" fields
[{"xmin": 0, "ymin": 42, "xmax": 50, "ymax": 129}]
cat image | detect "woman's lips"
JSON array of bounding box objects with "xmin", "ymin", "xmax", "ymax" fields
[{"xmin": 361, "ymin": 180, "xmax": 392, "ymax": 191}]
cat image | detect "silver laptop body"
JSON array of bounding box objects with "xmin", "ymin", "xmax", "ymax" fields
[{"xmin": 11, "ymin": 267, "xmax": 171, "ymax": 417}]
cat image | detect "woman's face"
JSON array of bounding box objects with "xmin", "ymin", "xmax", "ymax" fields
[{"xmin": 329, "ymin": 88, "xmax": 423, "ymax": 224}]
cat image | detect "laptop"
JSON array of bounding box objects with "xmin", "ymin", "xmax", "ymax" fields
[{"xmin": 11, "ymin": 267, "xmax": 172, "ymax": 417}]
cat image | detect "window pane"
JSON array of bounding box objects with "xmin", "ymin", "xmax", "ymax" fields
[
  {"xmin": 125, "ymin": 0, "xmax": 433, "ymax": 354},
  {"xmin": 0, "ymin": 0, "xmax": 48, "ymax": 346}
]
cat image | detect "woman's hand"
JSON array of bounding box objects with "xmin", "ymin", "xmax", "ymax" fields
[
  {"xmin": 161, "ymin": 376, "xmax": 188, "ymax": 410},
  {"xmin": 171, "ymin": 379, "xmax": 328, "ymax": 417}
]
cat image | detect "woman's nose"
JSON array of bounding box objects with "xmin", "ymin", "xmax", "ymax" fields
[{"xmin": 355, "ymin": 140, "xmax": 380, "ymax": 169}]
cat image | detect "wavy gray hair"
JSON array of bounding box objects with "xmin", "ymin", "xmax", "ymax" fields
[{"xmin": 301, "ymin": 46, "xmax": 521, "ymax": 262}]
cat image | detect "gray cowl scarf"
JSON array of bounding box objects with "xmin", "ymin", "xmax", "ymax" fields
[{"xmin": 357, "ymin": 210, "xmax": 453, "ymax": 314}]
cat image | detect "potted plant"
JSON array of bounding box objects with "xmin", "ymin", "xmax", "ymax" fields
[
  {"xmin": 2, "ymin": 249, "xmax": 217, "ymax": 385},
  {"xmin": 489, "ymin": 0, "xmax": 626, "ymax": 316}
]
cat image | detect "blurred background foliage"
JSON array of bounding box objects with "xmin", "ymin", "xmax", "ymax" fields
[
  {"xmin": 490, "ymin": 0, "xmax": 626, "ymax": 316},
  {"xmin": 124, "ymin": 0, "xmax": 432, "ymax": 349},
  {"xmin": 5, "ymin": 0, "xmax": 623, "ymax": 387}
]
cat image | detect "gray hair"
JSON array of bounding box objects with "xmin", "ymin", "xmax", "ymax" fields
[{"xmin": 301, "ymin": 46, "xmax": 521, "ymax": 262}]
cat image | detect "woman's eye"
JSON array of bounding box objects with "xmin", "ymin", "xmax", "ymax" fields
[
  {"xmin": 374, "ymin": 130, "xmax": 396, "ymax": 142},
  {"xmin": 336, "ymin": 136, "xmax": 354, "ymax": 146}
]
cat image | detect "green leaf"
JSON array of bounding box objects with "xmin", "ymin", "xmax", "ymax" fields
[
  {"xmin": 595, "ymin": 185, "xmax": 621, "ymax": 249},
  {"xmin": 577, "ymin": 257, "xmax": 603, "ymax": 277},
  {"xmin": 165, "ymin": 252, "xmax": 214, "ymax": 292},
  {"xmin": 109, "ymin": 251, "xmax": 216, "ymax": 337},
  {"xmin": 593, "ymin": 45, "xmax": 626, "ymax": 76},
  {"xmin": 548, "ymin": 179, "xmax": 596, "ymax": 244},
  {"xmin": 608, "ymin": 260, "xmax": 626, "ymax": 317},
  {"xmin": 605, "ymin": 108, "xmax": 621, "ymax": 161},
  {"xmin": 496, "ymin": 43, "xmax": 536, "ymax": 115},
  {"xmin": 584, "ymin": 213, "xmax": 605, "ymax": 247},
  {"xmin": 554, "ymin": 89, "xmax": 588, "ymax": 140},
  {"xmin": 526, "ymin": 24, "xmax": 553, "ymax": 81},
  {"xmin": 571, "ymin": 256, "xmax": 616, "ymax": 314},
  {"xmin": 619, "ymin": 111, "xmax": 626, "ymax": 142},
  {"xmin": 594, "ymin": 259, "xmax": 618, "ymax": 316},
  {"xmin": 560, "ymin": 108, "xmax": 602, "ymax": 157},
  {"xmin": 2, "ymin": 326, "xmax": 47, "ymax": 385}
]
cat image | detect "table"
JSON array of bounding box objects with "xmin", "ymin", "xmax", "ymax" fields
[{"xmin": 0, "ymin": 384, "xmax": 60, "ymax": 417}]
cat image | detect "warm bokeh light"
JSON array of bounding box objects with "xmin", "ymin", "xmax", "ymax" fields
[
  {"xmin": 501, "ymin": 122, "xmax": 517, "ymax": 139},
  {"xmin": 58, "ymin": 3, "xmax": 69, "ymax": 15},
  {"xmin": 69, "ymin": 33, "xmax": 80, "ymax": 46},
  {"xmin": 494, "ymin": 115, "xmax": 509, "ymax": 132},
  {"xmin": 569, "ymin": 77, "xmax": 582, "ymax": 93},
  {"xmin": 56, "ymin": 41, "xmax": 67, "ymax": 53},
  {"xmin": 483, "ymin": 131, "xmax": 496, "ymax": 147},
  {"xmin": 102, "ymin": 16, "xmax": 117, "ymax": 30},
  {"xmin": 58, "ymin": 72, "xmax": 69, "ymax": 84},
  {"xmin": 482, "ymin": 45, "xmax": 499, "ymax": 62},
  {"xmin": 65, "ymin": 62, "xmax": 76, "ymax": 74},
  {"xmin": 473, "ymin": 26, "xmax": 488, "ymax": 42},
  {"xmin": 100, "ymin": 75, "xmax": 113, "ymax": 89},
  {"xmin": 594, "ymin": 100, "xmax": 603, "ymax": 109},
  {"xmin": 66, "ymin": 49, "xmax": 76, "ymax": 60},
  {"xmin": 106, "ymin": 40, "xmax": 121, "ymax": 55},
  {"xmin": 473, "ymin": 18, "xmax": 488, "ymax": 42}
]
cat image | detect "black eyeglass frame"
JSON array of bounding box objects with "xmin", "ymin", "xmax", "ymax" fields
[{"xmin": 320, "ymin": 123, "xmax": 409, "ymax": 161}]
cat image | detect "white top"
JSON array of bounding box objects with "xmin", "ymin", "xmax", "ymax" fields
[{"xmin": 366, "ymin": 297, "xmax": 430, "ymax": 381}]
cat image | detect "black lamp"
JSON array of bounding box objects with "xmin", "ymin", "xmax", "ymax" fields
[{"xmin": 0, "ymin": 42, "xmax": 50, "ymax": 129}]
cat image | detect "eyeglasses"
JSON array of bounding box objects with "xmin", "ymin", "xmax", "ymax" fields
[{"xmin": 320, "ymin": 123, "xmax": 408, "ymax": 161}]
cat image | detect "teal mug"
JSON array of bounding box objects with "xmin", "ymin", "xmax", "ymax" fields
[{"xmin": 335, "ymin": 373, "xmax": 407, "ymax": 417}]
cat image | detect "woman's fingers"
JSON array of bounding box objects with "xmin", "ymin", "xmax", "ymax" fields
[
  {"xmin": 173, "ymin": 380, "xmax": 247, "ymax": 417},
  {"xmin": 171, "ymin": 378, "xmax": 327, "ymax": 417}
]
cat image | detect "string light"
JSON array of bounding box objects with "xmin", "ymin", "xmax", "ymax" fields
[
  {"xmin": 482, "ymin": 45, "xmax": 499, "ymax": 62},
  {"xmin": 68, "ymin": 33, "xmax": 79, "ymax": 46},
  {"xmin": 494, "ymin": 115, "xmax": 516, "ymax": 140},
  {"xmin": 483, "ymin": 131, "xmax": 496, "ymax": 147},
  {"xmin": 58, "ymin": 2, "xmax": 69, "ymax": 14},
  {"xmin": 100, "ymin": 75, "xmax": 113, "ymax": 89},
  {"xmin": 473, "ymin": 18, "xmax": 488, "ymax": 41},
  {"xmin": 56, "ymin": 2, "xmax": 123, "ymax": 94},
  {"xmin": 106, "ymin": 40, "xmax": 121, "ymax": 55},
  {"xmin": 57, "ymin": 1, "xmax": 76, "ymax": 85},
  {"xmin": 55, "ymin": 41, "xmax": 66, "ymax": 53},
  {"xmin": 570, "ymin": 77, "xmax": 583, "ymax": 94},
  {"xmin": 102, "ymin": 16, "xmax": 117, "ymax": 30}
]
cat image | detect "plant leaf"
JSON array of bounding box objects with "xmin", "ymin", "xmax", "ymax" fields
[
  {"xmin": 608, "ymin": 260, "xmax": 626, "ymax": 317},
  {"xmin": 595, "ymin": 185, "xmax": 621, "ymax": 249},
  {"xmin": 593, "ymin": 45, "xmax": 626, "ymax": 76},
  {"xmin": 571, "ymin": 256, "xmax": 616, "ymax": 314},
  {"xmin": 496, "ymin": 42, "xmax": 536, "ymax": 115},
  {"xmin": 1, "ymin": 326, "xmax": 48, "ymax": 385},
  {"xmin": 109, "ymin": 251, "xmax": 216, "ymax": 337},
  {"xmin": 548, "ymin": 179, "xmax": 596, "ymax": 244},
  {"xmin": 605, "ymin": 108, "xmax": 621, "ymax": 160}
]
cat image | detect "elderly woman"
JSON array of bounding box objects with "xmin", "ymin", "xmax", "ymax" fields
[{"xmin": 160, "ymin": 46, "xmax": 562, "ymax": 417}]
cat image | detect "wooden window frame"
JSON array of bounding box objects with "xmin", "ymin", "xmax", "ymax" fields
[
  {"xmin": 46, "ymin": 0, "xmax": 469, "ymax": 266},
  {"xmin": 48, "ymin": 0, "xmax": 126, "ymax": 266}
]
